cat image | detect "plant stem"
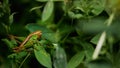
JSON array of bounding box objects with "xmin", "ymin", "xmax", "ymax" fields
[
  {"xmin": 18, "ymin": 52, "xmax": 31, "ymax": 68},
  {"xmin": 92, "ymin": 11, "xmax": 115, "ymax": 60},
  {"xmin": 92, "ymin": 31, "xmax": 106, "ymax": 59}
]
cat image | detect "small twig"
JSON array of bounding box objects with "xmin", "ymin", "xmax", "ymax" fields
[
  {"xmin": 92, "ymin": 11, "xmax": 115, "ymax": 60},
  {"xmin": 8, "ymin": 35, "xmax": 22, "ymax": 44},
  {"xmin": 92, "ymin": 31, "xmax": 106, "ymax": 59},
  {"xmin": 18, "ymin": 52, "xmax": 31, "ymax": 68}
]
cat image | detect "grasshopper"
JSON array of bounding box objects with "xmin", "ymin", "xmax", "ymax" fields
[{"xmin": 13, "ymin": 31, "xmax": 42, "ymax": 52}]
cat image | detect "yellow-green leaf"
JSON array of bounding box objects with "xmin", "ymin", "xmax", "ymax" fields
[
  {"xmin": 42, "ymin": 1, "xmax": 54, "ymax": 22},
  {"xmin": 53, "ymin": 44, "xmax": 67, "ymax": 68},
  {"xmin": 34, "ymin": 44, "xmax": 52, "ymax": 68},
  {"xmin": 67, "ymin": 51, "xmax": 85, "ymax": 68}
]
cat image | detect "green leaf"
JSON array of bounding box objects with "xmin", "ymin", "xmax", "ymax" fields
[
  {"xmin": 9, "ymin": 12, "xmax": 16, "ymax": 25},
  {"xmin": 8, "ymin": 51, "xmax": 28, "ymax": 59},
  {"xmin": 34, "ymin": 44, "xmax": 52, "ymax": 68},
  {"xmin": 2, "ymin": 39, "xmax": 16, "ymax": 48},
  {"xmin": 15, "ymin": 37, "xmax": 25, "ymax": 42},
  {"xmin": 42, "ymin": 1, "xmax": 54, "ymax": 22},
  {"xmin": 80, "ymin": 41, "xmax": 94, "ymax": 61},
  {"xmin": 30, "ymin": 6, "xmax": 42, "ymax": 12},
  {"xmin": 75, "ymin": 17, "xmax": 107, "ymax": 34},
  {"xmin": 53, "ymin": 44, "xmax": 67, "ymax": 68},
  {"xmin": 87, "ymin": 59, "xmax": 112, "ymax": 68},
  {"xmin": 26, "ymin": 23, "xmax": 57, "ymax": 43},
  {"xmin": 67, "ymin": 51, "xmax": 85, "ymax": 68},
  {"xmin": 90, "ymin": 34, "xmax": 101, "ymax": 44},
  {"xmin": 68, "ymin": 11, "xmax": 75, "ymax": 18},
  {"xmin": 91, "ymin": 0, "xmax": 106, "ymax": 15},
  {"xmin": 68, "ymin": 11, "xmax": 83, "ymax": 19}
]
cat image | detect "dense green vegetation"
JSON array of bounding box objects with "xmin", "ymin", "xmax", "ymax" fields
[{"xmin": 0, "ymin": 0, "xmax": 120, "ymax": 68}]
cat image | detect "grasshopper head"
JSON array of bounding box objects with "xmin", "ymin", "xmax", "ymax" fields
[{"xmin": 32, "ymin": 31, "xmax": 42, "ymax": 39}]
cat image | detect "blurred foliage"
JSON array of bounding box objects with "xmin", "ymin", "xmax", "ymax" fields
[{"xmin": 0, "ymin": 0, "xmax": 120, "ymax": 68}]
